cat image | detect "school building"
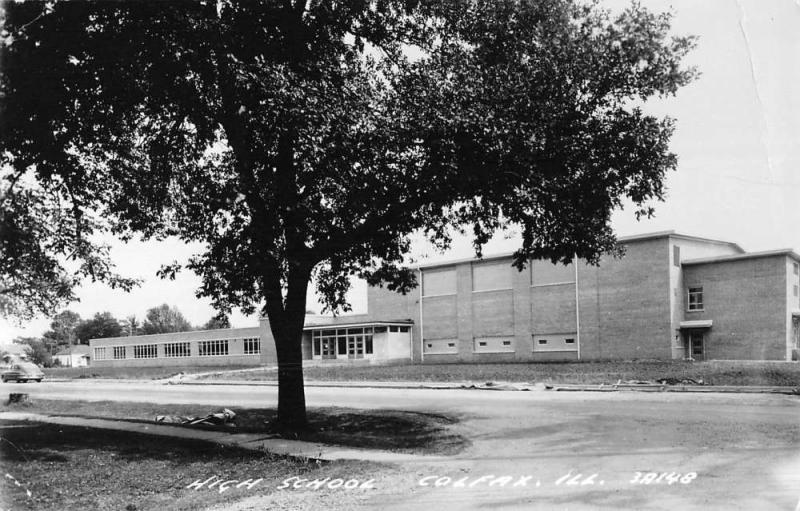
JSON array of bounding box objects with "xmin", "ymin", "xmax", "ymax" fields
[{"xmin": 89, "ymin": 231, "xmax": 800, "ymax": 367}]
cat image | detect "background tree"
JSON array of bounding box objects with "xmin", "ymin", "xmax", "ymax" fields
[
  {"xmin": 141, "ymin": 304, "xmax": 193, "ymax": 335},
  {"xmin": 74, "ymin": 311, "xmax": 124, "ymax": 344},
  {"xmin": 1, "ymin": 0, "xmax": 695, "ymax": 429},
  {"xmin": 12, "ymin": 337, "xmax": 52, "ymax": 367},
  {"xmin": 123, "ymin": 315, "xmax": 141, "ymax": 336},
  {"xmin": 42, "ymin": 310, "xmax": 82, "ymax": 350},
  {"xmin": 202, "ymin": 313, "xmax": 231, "ymax": 330}
]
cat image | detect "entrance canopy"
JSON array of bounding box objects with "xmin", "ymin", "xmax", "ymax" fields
[{"xmin": 679, "ymin": 320, "xmax": 713, "ymax": 329}]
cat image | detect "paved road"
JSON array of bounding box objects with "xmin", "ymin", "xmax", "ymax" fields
[{"xmin": 3, "ymin": 380, "xmax": 799, "ymax": 510}]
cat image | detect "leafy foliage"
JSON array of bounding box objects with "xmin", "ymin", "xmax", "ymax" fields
[
  {"xmin": 11, "ymin": 336, "xmax": 52, "ymax": 366},
  {"xmin": 141, "ymin": 304, "xmax": 193, "ymax": 335},
  {"xmin": 202, "ymin": 313, "xmax": 231, "ymax": 330},
  {"xmin": 0, "ymin": 179, "xmax": 138, "ymax": 321},
  {"xmin": 74, "ymin": 311, "xmax": 123, "ymax": 343},
  {"xmin": 42, "ymin": 309, "xmax": 82, "ymax": 347}
]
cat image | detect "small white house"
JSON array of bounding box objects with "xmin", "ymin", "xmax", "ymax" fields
[{"xmin": 54, "ymin": 345, "xmax": 91, "ymax": 367}]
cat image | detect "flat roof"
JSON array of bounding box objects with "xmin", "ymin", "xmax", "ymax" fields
[
  {"xmin": 89, "ymin": 326, "xmax": 261, "ymax": 344},
  {"xmin": 414, "ymin": 231, "xmax": 745, "ymax": 270},
  {"xmin": 303, "ymin": 320, "xmax": 413, "ymax": 331},
  {"xmin": 682, "ymin": 249, "xmax": 800, "ymax": 266}
]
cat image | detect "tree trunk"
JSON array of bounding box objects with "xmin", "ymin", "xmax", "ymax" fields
[{"xmin": 274, "ymin": 328, "xmax": 308, "ymax": 431}]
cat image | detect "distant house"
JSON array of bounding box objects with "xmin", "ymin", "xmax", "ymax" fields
[{"xmin": 54, "ymin": 345, "xmax": 91, "ymax": 367}]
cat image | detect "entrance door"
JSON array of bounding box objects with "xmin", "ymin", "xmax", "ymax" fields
[
  {"xmin": 688, "ymin": 331, "xmax": 704, "ymax": 361},
  {"xmin": 348, "ymin": 335, "xmax": 364, "ymax": 359},
  {"xmin": 321, "ymin": 338, "xmax": 336, "ymax": 359}
]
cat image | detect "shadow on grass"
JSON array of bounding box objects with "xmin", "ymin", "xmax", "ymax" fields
[{"xmin": 3, "ymin": 400, "xmax": 470, "ymax": 456}]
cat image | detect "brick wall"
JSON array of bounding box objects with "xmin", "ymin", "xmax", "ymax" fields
[
  {"xmin": 577, "ymin": 238, "xmax": 672, "ymax": 360},
  {"xmin": 683, "ymin": 255, "xmax": 788, "ymax": 360}
]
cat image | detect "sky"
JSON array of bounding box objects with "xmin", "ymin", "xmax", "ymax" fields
[{"xmin": 2, "ymin": 0, "xmax": 799, "ymax": 343}]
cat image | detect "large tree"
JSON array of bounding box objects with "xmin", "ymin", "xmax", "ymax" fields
[
  {"xmin": 1, "ymin": 0, "xmax": 695, "ymax": 429},
  {"xmin": 141, "ymin": 304, "xmax": 193, "ymax": 335},
  {"xmin": 42, "ymin": 309, "xmax": 82, "ymax": 349},
  {"xmin": 74, "ymin": 311, "xmax": 124, "ymax": 343}
]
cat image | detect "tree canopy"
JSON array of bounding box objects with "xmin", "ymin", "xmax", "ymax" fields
[
  {"xmin": 141, "ymin": 304, "xmax": 193, "ymax": 335},
  {"xmin": 74, "ymin": 311, "xmax": 123, "ymax": 343},
  {"xmin": 1, "ymin": 0, "xmax": 695, "ymax": 428}
]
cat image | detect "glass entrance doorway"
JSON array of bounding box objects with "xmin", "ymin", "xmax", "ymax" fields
[{"xmin": 348, "ymin": 335, "xmax": 364, "ymax": 359}]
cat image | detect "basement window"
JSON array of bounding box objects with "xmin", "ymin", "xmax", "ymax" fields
[
  {"xmin": 538, "ymin": 339, "xmax": 548, "ymax": 345},
  {"xmin": 565, "ymin": 338, "xmax": 575, "ymax": 344}
]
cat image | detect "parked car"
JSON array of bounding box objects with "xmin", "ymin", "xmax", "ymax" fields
[{"xmin": 1, "ymin": 361, "xmax": 44, "ymax": 383}]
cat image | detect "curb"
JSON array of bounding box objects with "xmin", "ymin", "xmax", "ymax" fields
[
  {"xmin": 173, "ymin": 380, "xmax": 468, "ymax": 390},
  {"xmin": 546, "ymin": 383, "xmax": 800, "ymax": 395}
]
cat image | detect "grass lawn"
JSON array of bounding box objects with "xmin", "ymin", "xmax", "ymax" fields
[
  {"xmin": 0, "ymin": 420, "xmax": 393, "ymax": 511},
  {"xmin": 43, "ymin": 364, "xmax": 261, "ymax": 380},
  {"xmin": 198, "ymin": 360, "xmax": 800, "ymax": 386},
  {"xmin": 2, "ymin": 399, "xmax": 468, "ymax": 455}
]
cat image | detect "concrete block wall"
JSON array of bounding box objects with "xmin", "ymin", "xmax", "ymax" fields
[{"xmin": 683, "ymin": 255, "xmax": 788, "ymax": 360}]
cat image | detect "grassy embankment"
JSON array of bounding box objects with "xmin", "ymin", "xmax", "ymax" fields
[
  {"xmin": 198, "ymin": 360, "xmax": 800, "ymax": 386},
  {"xmin": 42, "ymin": 364, "xmax": 261, "ymax": 380}
]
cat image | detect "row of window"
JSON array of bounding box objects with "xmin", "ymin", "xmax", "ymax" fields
[
  {"xmin": 93, "ymin": 338, "xmax": 260, "ymax": 360},
  {"xmin": 310, "ymin": 326, "xmax": 409, "ymax": 338},
  {"xmin": 424, "ymin": 335, "xmax": 577, "ymax": 354},
  {"xmin": 422, "ymin": 261, "xmax": 576, "ymax": 297}
]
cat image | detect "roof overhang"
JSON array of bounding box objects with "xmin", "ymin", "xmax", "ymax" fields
[
  {"xmin": 679, "ymin": 320, "xmax": 713, "ymax": 329},
  {"xmin": 303, "ymin": 320, "xmax": 413, "ymax": 331}
]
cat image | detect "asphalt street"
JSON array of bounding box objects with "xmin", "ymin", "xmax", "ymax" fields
[{"xmin": 2, "ymin": 380, "xmax": 799, "ymax": 510}]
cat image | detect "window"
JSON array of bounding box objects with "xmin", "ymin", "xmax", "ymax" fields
[
  {"xmin": 94, "ymin": 347, "xmax": 107, "ymax": 360},
  {"xmin": 399, "ymin": 326, "xmax": 410, "ymax": 332},
  {"xmin": 365, "ymin": 336, "xmax": 373, "ymax": 355},
  {"xmin": 243, "ymin": 338, "xmax": 260, "ymax": 355},
  {"xmin": 473, "ymin": 337, "xmax": 514, "ymax": 353},
  {"xmin": 424, "ymin": 339, "xmax": 458, "ymax": 354},
  {"xmin": 389, "ymin": 326, "xmax": 399, "ymax": 332},
  {"xmin": 531, "ymin": 260, "xmax": 575, "ymax": 286},
  {"xmin": 422, "ymin": 268, "xmax": 457, "ymax": 296},
  {"xmin": 688, "ymin": 287, "xmax": 704, "ymax": 311},
  {"xmin": 133, "ymin": 344, "xmax": 157, "ymax": 359},
  {"xmin": 794, "ymin": 262, "xmax": 799, "ymax": 275},
  {"xmin": 673, "ymin": 246, "xmax": 681, "ymax": 267},
  {"xmin": 373, "ymin": 326, "xmax": 387, "ymax": 333},
  {"xmin": 533, "ymin": 334, "xmax": 577, "ymax": 352},
  {"xmin": 795, "ymin": 285, "xmax": 799, "ymax": 298},
  {"xmin": 473, "ymin": 262, "xmax": 512, "ymax": 291},
  {"xmin": 113, "ymin": 346, "xmax": 126, "ymax": 359},
  {"xmin": 164, "ymin": 342, "xmax": 191, "ymax": 358},
  {"xmin": 198, "ymin": 340, "xmax": 229, "ymax": 357}
]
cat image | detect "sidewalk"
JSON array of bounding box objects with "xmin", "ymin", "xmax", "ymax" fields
[{"xmin": 0, "ymin": 411, "xmax": 448, "ymax": 464}]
